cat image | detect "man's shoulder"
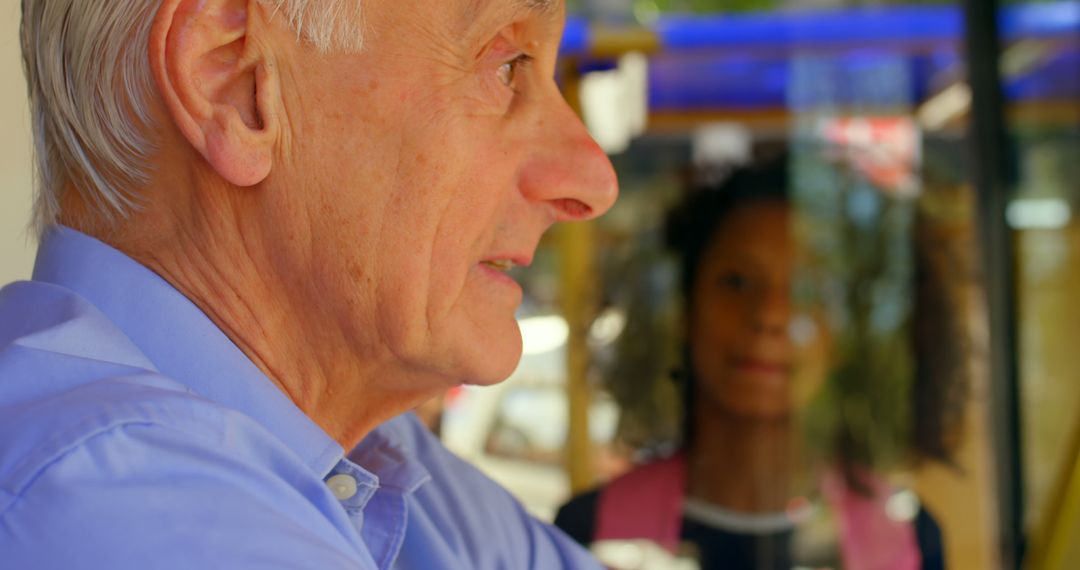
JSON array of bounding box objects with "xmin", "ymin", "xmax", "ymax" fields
[
  {"xmin": 1, "ymin": 279, "xmax": 187, "ymax": 489},
  {"xmin": 0, "ymin": 370, "xmax": 238, "ymax": 507},
  {"xmin": 0, "ymin": 279, "xmax": 155, "ymax": 371},
  {"xmin": 0, "ymin": 281, "xmax": 372, "ymax": 567},
  {"xmin": 0, "ymin": 373, "xmax": 369, "ymax": 568},
  {"xmin": 0, "ymin": 280, "xmax": 291, "ymax": 514}
]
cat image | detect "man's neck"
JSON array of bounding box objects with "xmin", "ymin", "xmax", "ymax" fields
[{"xmin": 62, "ymin": 187, "xmax": 440, "ymax": 450}]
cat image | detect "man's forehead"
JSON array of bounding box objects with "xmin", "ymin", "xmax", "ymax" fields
[
  {"xmin": 460, "ymin": 0, "xmax": 561, "ymax": 32},
  {"xmin": 473, "ymin": 0, "xmax": 559, "ymax": 14},
  {"xmin": 518, "ymin": 0, "xmax": 558, "ymax": 11}
]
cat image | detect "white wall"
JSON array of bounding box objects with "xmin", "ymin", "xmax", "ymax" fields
[{"xmin": 0, "ymin": 3, "xmax": 35, "ymax": 285}]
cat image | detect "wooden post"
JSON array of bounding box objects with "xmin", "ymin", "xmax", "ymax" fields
[
  {"xmin": 561, "ymin": 221, "xmax": 598, "ymax": 495},
  {"xmin": 559, "ymin": 61, "xmax": 598, "ymax": 495}
]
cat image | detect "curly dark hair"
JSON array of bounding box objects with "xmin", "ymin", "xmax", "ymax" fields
[
  {"xmin": 662, "ymin": 153, "xmax": 966, "ymax": 469},
  {"xmin": 665, "ymin": 156, "xmax": 790, "ymax": 304}
]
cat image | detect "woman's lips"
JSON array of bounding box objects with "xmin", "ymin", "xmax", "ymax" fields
[{"xmin": 731, "ymin": 358, "xmax": 791, "ymax": 376}]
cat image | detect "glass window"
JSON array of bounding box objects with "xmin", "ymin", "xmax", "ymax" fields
[
  {"xmin": 1005, "ymin": 1, "xmax": 1080, "ymax": 568},
  {"xmin": 435, "ymin": 2, "xmax": 1080, "ymax": 568}
]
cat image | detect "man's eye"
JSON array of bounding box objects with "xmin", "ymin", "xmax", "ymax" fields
[{"xmin": 497, "ymin": 53, "xmax": 533, "ymax": 88}]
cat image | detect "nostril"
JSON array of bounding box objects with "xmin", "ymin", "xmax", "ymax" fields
[{"xmin": 553, "ymin": 198, "xmax": 592, "ymax": 220}]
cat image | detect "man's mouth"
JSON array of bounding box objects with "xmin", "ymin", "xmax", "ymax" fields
[{"xmin": 481, "ymin": 259, "xmax": 516, "ymax": 273}]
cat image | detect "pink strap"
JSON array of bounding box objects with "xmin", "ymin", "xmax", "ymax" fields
[
  {"xmin": 821, "ymin": 469, "xmax": 922, "ymax": 570},
  {"xmin": 596, "ymin": 454, "xmax": 922, "ymax": 568},
  {"xmin": 595, "ymin": 452, "xmax": 687, "ymax": 554}
]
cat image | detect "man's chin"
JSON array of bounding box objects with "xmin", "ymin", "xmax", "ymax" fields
[
  {"xmin": 456, "ymin": 337, "xmax": 523, "ymax": 387},
  {"xmin": 433, "ymin": 316, "xmax": 522, "ymax": 387},
  {"xmin": 459, "ymin": 353, "xmax": 522, "ymax": 387}
]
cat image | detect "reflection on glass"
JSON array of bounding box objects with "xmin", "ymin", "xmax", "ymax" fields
[
  {"xmin": 433, "ymin": 2, "xmax": 1080, "ymax": 568},
  {"xmin": 554, "ymin": 155, "xmax": 957, "ymax": 569},
  {"xmin": 1008, "ymin": 1, "xmax": 1080, "ymax": 563}
]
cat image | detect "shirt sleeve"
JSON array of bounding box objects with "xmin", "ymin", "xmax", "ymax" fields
[{"xmin": 0, "ymin": 420, "xmax": 377, "ymax": 570}]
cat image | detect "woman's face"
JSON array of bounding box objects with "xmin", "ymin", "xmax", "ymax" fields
[{"xmin": 688, "ymin": 200, "xmax": 826, "ymax": 419}]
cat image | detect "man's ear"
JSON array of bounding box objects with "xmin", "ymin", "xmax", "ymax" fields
[{"xmin": 150, "ymin": 0, "xmax": 280, "ymax": 187}]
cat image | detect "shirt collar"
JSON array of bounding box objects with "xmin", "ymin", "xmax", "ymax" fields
[
  {"xmin": 350, "ymin": 415, "xmax": 432, "ymax": 494},
  {"xmin": 32, "ymin": 226, "xmax": 345, "ymax": 478}
]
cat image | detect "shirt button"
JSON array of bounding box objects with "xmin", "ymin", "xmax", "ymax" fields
[{"xmin": 326, "ymin": 474, "xmax": 358, "ymax": 501}]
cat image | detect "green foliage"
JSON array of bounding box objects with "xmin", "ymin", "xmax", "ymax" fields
[
  {"xmin": 602, "ymin": 248, "xmax": 684, "ymax": 451},
  {"xmin": 792, "ymin": 145, "xmax": 916, "ymax": 473}
]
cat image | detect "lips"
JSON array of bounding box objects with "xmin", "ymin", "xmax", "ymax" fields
[
  {"xmin": 481, "ymin": 259, "xmax": 515, "ymax": 272},
  {"xmin": 476, "ymin": 256, "xmax": 529, "ymax": 294},
  {"xmin": 732, "ymin": 358, "xmax": 791, "ymax": 376},
  {"xmin": 480, "ymin": 252, "xmax": 533, "ymax": 271}
]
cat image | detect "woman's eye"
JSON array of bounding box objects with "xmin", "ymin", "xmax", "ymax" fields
[
  {"xmin": 719, "ymin": 272, "xmax": 750, "ymax": 292},
  {"xmin": 497, "ymin": 53, "xmax": 533, "ymax": 88}
]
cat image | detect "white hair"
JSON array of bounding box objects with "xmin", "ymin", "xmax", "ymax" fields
[{"xmin": 20, "ymin": 0, "xmax": 364, "ymax": 234}]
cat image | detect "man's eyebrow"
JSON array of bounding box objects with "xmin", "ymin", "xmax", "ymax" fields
[{"xmin": 518, "ymin": 0, "xmax": 556, "ymax": 13}]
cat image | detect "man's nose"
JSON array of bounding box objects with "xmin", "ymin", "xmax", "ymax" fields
[{"xmin": 518, "ymin": 92, "xmax": 619, "ymax": 222}]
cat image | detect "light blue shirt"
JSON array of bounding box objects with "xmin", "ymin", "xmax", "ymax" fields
[{"xmin": 0, "ymin": 227, "xmax": 599, "ymax": 569}]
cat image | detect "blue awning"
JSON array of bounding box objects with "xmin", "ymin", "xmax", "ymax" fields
[
  {"xmin": 562, "ymin": 2, "xmax": 1078, "ymax": 54},
  {"xmin": 560, "ymin": 2, "xmax": 1080, "ymax": 109}
]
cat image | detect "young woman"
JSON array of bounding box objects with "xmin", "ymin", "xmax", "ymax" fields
[{"xmin": 555, "ymin": 157, "xmax": 947, "ymax": 570}]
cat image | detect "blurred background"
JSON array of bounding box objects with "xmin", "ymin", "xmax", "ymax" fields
[
  {"xmin": 0, "ymin": 3, "xmax": 35, "ymax": 286},
  {"xmin": 1, "ymin": 1, "xmax": 1078, "ymax": 569}
]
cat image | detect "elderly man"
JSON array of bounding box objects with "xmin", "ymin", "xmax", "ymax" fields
[{"xmin": 0, "ymin": 0, "xmax": 617, "ymax": 567}]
